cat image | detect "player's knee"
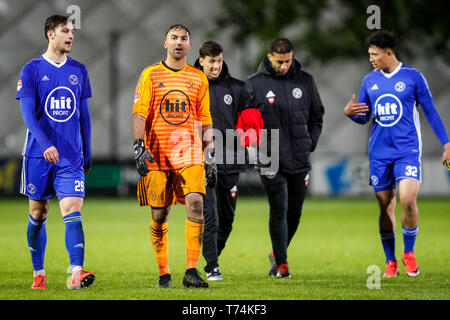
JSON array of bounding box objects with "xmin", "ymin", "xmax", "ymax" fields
[
  {"xmin": 376, "ymin": 193, "xmax": 395, "ymax": 211},
  {"xmin": 152, "ymin": 215, "xmax": 166, "ymax": 224},
  {"xmin": 151, "ymin": 207, "xmax": 170, "ymax": 224},
  {"xmin": 29, "ymin": 208, "xmax": 48, "ymax": 220},
  {"xmin": 191, "ymin": 199, "xmax": 203, "ymax": 215},
  {"xmin": 59, "ymin": 197, "xmax": 83, "ymax": 216},
  {"xmin": 187, "ymin": 199, "xmax": 203, "ymax": 217},
  {"xmin": 185, "ymin": 193, "xmax": 204, "ymax": 217},
  {"xmin": 29, "ymin": 200, "xmax": 49, "ymax": 220},
  {"xmin": 401, "ymin": 197, "xmax": 417, "ymax": 213}
]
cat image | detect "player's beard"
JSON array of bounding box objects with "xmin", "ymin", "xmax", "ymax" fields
[{"xmin": 170, "ymin": 47, "xmax": 187, "ymax": 60}]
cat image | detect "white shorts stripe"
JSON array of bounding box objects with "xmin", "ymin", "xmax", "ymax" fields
[{"xmin": 20, "ymin": 156, "xmax": 26, "ymax": 194}]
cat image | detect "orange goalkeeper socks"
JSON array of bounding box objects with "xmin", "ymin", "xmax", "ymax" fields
[
  {"xmin": 185, "ymin": 217, "xmax": 204, "ymax": 270},
  {"xmin": 150, "ymin": 220, "xmax": 169, "ymax": 276}
]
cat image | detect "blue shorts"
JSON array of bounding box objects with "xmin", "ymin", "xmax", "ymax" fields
[
  {"xmin": 369, "ymin": 154, "xmax": 421, "ymax": 192},
  {"xmin": 20, "ymin": 156, "xmax": 85, "ymax": 201}
]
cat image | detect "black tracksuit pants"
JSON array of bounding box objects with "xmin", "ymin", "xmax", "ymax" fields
[
  {"xmin": 202, "ymin": 173, "xmax": 240, "ymax": 273},
  {"xmin": 260, "ymin": 171, "xmax": 309, "ymax": 266}
]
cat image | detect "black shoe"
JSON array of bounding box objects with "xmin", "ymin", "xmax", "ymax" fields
[
  {"xmin": 156, "ymin": 273, "xmax": 171, "ymax": 288},
  {"xmin": 276, "ymin": 264, "xmax": 291, "ymax": 278},
  {"xmin": 183, "ymin": 268, "xmax": 209, "ymax": 288},
  {"xmin": 268, "ymin": 251, "xmax": 277, "ymax": 276}
]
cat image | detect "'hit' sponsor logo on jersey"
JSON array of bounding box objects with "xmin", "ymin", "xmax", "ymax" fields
[
  {"xmin": 50, "ymin": 96, "xmax": 72, "ymax": 110},
  {"xmin": 160, "ymin": 90, "xmax": 191, "ymax": 125},
  {"xmin": 165, "ymin": 99, "xmax": 188, "ymax": 113},
  {"xmin": 45, "ymin": 87, "xmax": 77, "ymax": 122},
  {"xmin": 374, "ymin": 94, "xmax": 403, "ymax": 127}
]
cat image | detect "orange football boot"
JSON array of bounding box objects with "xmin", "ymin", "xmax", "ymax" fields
[
  {"xmin": 383, "ymin": 260, "xmax": 399, "ymax": 277},
  {"xmin": 31, "ymin": 274, "xmax": 47, "ymax": 289},
  {"xmin": 68, "ymin": 269, "xmax": 96, "ymax": 290},
  {"xmin": 403, "ymin": 252, "xmax": 420, "ymax": 277}
]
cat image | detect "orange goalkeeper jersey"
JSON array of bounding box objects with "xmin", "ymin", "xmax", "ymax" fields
[{"xmin": 132, "ymin": 61, "xmax": 212, "ymax": 170}]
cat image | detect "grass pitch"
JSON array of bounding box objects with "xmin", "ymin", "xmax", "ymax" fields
[{"xmin": 0, "ymin": 196, "xmax": 449, "ymax": 300}]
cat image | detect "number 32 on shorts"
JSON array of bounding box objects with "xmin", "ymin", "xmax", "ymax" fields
[{"xmin": 405, "ymin": 165, "xmax": 418, "ymax": 177}]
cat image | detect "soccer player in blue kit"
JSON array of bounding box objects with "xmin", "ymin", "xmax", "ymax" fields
[
  {"xmin": 16, "ymin": 15, "xmax": 95, "ymax": 289},
  {"xmin": 345, "ymin": 30, "xmax": 450, "ymax": 278}
]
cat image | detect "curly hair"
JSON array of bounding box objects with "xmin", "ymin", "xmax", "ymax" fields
[{"xmin": 366, "ymin": 30, "xmax": 398, "ymax": 51}]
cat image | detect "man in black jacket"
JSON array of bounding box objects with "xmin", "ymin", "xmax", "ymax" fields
[
  {"xmin": 246, "ymin": 38, "xmax": 324, "ymax": 278},
  {"xmin": 194, "ymin": 41, "xmax": 263, "ymax": 281}
]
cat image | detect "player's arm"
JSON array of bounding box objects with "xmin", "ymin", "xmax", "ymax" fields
[
  {"xmin": 308, "ymin": 76, "xmax": 325, "ymax": 152},
  {"xmin": 79, "ymin": 98, "xmax": 91, "ymax": 173},
  {"xmin": 414, "ymin": 72, "xmax": 450, "ymax": 164},
  {"xmin": 202, "ymin": 124, "xmax": 217, "ymax": 188},
  {"xmin": 197, "ymin": 74, "xmax": 217, "ymax": 188},
  {"xmin": 132, "ymin": 71, "xmax": 154, "ymax": 177},
  {"xmin": 345, "ymin": 77, "xmax": 371, "ymax": 124},
  {"xmin": 197, "ymin": 74, "xmax": 213, "ymax": 152},
  {"xmin": 20, "ymin": 97, "xmax": 59, "ymax": 164},
  {"xmin": 421, "ymin": 102, "xmax": 450, "ymax": 162},
  {"xmin": 132, "ymin": 114, "xmax": 154, "ymax": 177},
  {"xmin": 132, "ymin": 113, "xmax": 146, "ymax": 141},
  {"xmin": 344, "ymin": 94, "xmax": 370, "ymax": 123},
  {"xmin": 79, "ymin": 66, "xmax": 93, "ymax": 172},
  {"xmin": 202, "ymin": 123, "xmax": 214, "ymax": 151}
]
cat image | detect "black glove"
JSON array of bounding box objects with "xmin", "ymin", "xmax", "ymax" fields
[
  {"xmin": 204, "ymin": 147, "xmax": 217, "ymax": 188},
  {"xmin": 133, "ymin": 138, "xmax": 154, "ymax": 177}
]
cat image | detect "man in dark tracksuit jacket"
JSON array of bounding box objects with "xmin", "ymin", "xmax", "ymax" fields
[
  {"xmin": 195, "ymin": 41, "xmax": 263, "ymax": 281},
  {"xmin": 245, "ymin": 38, "xmax": 324, "ymax": 278}
]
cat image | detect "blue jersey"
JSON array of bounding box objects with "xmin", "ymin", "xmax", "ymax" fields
[
  {"xmin": 16, "ymin": 55, "xmax": 92, "ymax": 160},
  {"xmin": 352, "ymin": 63, "xmax": 440, "ymax": 160}
]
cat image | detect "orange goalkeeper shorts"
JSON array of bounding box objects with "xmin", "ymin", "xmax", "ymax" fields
[{"xmin": 137, "ymin": 164, "xmax": 205, "ymax": 207}]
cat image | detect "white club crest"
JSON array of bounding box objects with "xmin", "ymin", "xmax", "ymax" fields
[
  {"xmin": 27, "ymin": 183, "xmax": 36, "ymax": 194},
  {"xmin": 69, "ymin": 74, "xmax": 78, "ymax": 85},
  {"xmin": 224, "ymin": 94, "xmax": 233, "ymax": 105},
  {"xmin": 292, "ymin": 88, "xmax": 302, "ymax": 99},
  {"xmin": 395, "ymin": 81, "xmax": 405, "ymax": 92},
  {"xmin": 371, "ymin": 175, "xmax": 378, "ymax": 186}
]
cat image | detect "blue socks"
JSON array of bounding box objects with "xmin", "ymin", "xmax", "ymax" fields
[
  {"xmin": 63, "ymin": 211, "xmax": 85, "ymax": 271},
  {"xmin": 380, "ymin": 226, "xmax": 419, "ymax": 262},
  {"xmin": 402, "ymin": 225, "xmax": 418, "ymax": 253},
  {"xmin": 380, "ymin": 230, "xmax": 396, "ymax": 263},
  {"xmin": 27, "ymin": 215, "xmax": 47, "ymax": 272}
]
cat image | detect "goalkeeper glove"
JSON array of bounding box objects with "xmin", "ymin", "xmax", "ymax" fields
[
  {"xmin": 444, "ymin": 160, "xmax": 450, "ymax": 171},
  {"xmin": 204, "ymin": 147, "xmax": 217, "ymax": 188},
  {"xmin": 133, "ymin": 138, "xmax": 154, "ymax": 177}
]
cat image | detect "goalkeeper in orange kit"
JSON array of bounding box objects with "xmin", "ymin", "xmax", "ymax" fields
[{"xmin": 131, "ymin": 24, "xmax": 216, "ymax": 288}]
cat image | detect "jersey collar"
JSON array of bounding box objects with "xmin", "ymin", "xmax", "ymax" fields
[
  {"xmin": 380, "ymin": 62, "xmax": 402, "ymax": 79},
  {"xmin": 42, "ymin": 54, "xmax": 67, "ymax": 68},
  {"xmin": 160, "ymin": 60, "xmax": 187, "ymax": 74}
]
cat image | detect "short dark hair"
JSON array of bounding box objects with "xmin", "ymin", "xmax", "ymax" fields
[
  {"xmin": 269, "ymin": 38, "xmax": 293, "ymax": 54},
  {"xmin": 366, "ymin": 29, "xmax": 398, "ymax": 51},
  {"xmin": 199, "ymin": 40, "xmax": 223, "ymax": 58},
  {"xmin": 165, "ymin": 24, "xmax": 191, "ymax": 39},
  {"xmin": 44, "ymin": 15, "xmax": 69, "ymax": 41}
]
